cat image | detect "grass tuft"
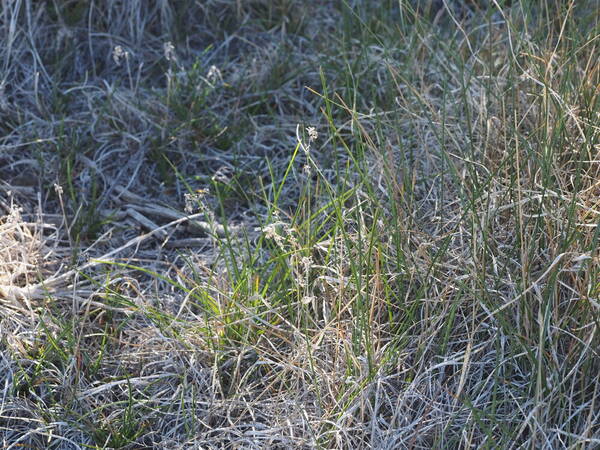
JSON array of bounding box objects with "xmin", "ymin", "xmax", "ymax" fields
[{"xmin": 1, "ymin": 0, "xmax": 599, "ymax": 447}]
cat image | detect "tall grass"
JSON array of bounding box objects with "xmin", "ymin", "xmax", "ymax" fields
[{"xmin": 0, "ymin": 0, "xmax": 598, "ymax": 448}]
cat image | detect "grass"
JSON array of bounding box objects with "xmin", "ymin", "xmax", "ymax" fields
[{"xmin": 0, "ymin": 0, "xmax": 599, "ymax": 448}]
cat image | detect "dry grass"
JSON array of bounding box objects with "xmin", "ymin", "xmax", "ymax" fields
[{"xmin": 1, "ymin": 0, "xmax": 599, "ymax": 448}]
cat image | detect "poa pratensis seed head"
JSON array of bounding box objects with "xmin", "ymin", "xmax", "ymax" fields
[
  {"xmin": 184, "ymin": 190, "xmax": 208, "ymax": 214},
  {"xmin": 112, "ymin": 45, "xmax": 127, "ymax": 65},
  {"xmin": 207, "ymin": 65, "xmax": 222, "ymax": 84},
  {"xmin": 163, "ymin": 42, "xmax": 176, "ymax": 62},
  {"xmin": 306, "ymin": 126, "xmax": 318, "ymax": 142}
]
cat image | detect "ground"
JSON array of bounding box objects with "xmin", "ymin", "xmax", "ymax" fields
[{"xmin": 0, "ymin": 1, "xmax": 599, "ymax": 448}]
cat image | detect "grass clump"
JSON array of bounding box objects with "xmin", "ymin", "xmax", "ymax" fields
[{"xmin": 0, "ymin": 0, "xmax": 599, "ymax": 448}]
